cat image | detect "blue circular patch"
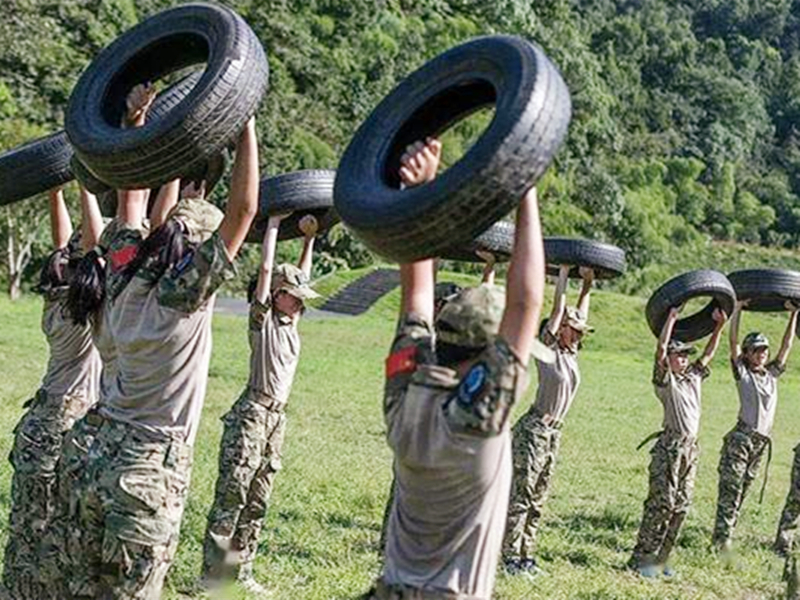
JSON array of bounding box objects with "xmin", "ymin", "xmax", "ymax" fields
[{"xmin": 464, "ymin": 363, "xmax": 487, "ymax": 394}]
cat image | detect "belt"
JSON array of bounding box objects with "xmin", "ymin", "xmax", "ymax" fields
[
  {"xmin": 733, "ymin": 421, "xmax": 772, "ymax": 504},
  {"xmin": 530, "ymin": 409, "xmax": 563, "ymax": 430}
]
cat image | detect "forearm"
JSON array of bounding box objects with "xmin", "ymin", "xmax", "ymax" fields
[
  {"xmin": 700, "ymin": 325, "xmax": 725, "ymax": 368},
  {"xmin": 778, "ymin": 312, "xmax": 799, "ymax": 365},
  {"xmin": 729, "ymin": 308, "xmax": 741, "ymax": 360},
  {"xmin": 399, "ymin": 260, "xmax": 435, "ymax": 323},
  {"xmin": 481, "ymin": 262, "xmax": 495, "ymax": 285},
  {"xmin": 577, "ymin": 279, "xmax": 592, "ymax": 318},
  {"xmin": 48, "ymin": 188, "xmax": 72, "ymax": 249},
  {"xmin": 298, "ymin": 235, "xmax": 315, "ymax": 278},
  {"xmin": 255, "ymin": 218, "xmax": 280, "ymax": 305},
  {"xmin": 657, "ymin": 314, "xmax": 678, "ymax": 361},
  {"xmin": 149, "ymin": 179, "xmax": 180, "ymax": 230},
  {"xmin": 79, "ymin": 187, "xmax": 103, "ymax": 252},
  {"xmin": 548, "ymin": 270, "xmax": 568, "ymax": 332},
  {"xmin": 219, "ymin": 120, "xmax": 259, "ymax": 260}
]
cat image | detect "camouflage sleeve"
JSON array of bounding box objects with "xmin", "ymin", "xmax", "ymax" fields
[
  {"xmin": 157, "ymin": 231, "xmax": 236, "ymax": 312},
  {"xmin": 444, "ymin": 337, "xmax": 528, "ymax": 436},
  {"xmin": 104, "ymin": 227, "xmax": 145, "ymax": 300},
  {"xmin": 249, "ymin": 298, "xmax": 272, "ymax": 332},
  {"xmin": 652, "ymin": 359, "xmax": 669, "ymax": 387},
  {"xmin": 768, "ymin": 360, "xmax": 787, "ymax": 379},
  {"xmin": 384, "ymin": 313, "xmax": 435, "ymax": 420}
]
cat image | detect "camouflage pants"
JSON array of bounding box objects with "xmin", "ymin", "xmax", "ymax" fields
[
  {"xmin": 202, "ymin": 392, "xmax": 287, "ymax": 581},
  {"xmin": 629, "ymin": 432, "xmax": 698, "ymax": 567},
  {"xmin": 362, "ymin": 578, "xmax": 484, "ymax": 599},
  {"xmin": 776, "ymin": 444, "xmax": 800, "ymax": 553},
  {"xmin": 62, "ymin": 417, "xmax": 191, "ymax": 599},
  {"xmin": 503, "ymin": 412, "xmax": 561, "ymax": 560},
  {"xmin": 712, "ymin": 424, "xmax": 769, "ymax": 546},
  {"xmin": 2, "ymin": 388, "xmax": 94, "ymax": 600}
]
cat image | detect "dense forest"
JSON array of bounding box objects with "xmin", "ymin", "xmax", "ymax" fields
[{"xmin": 1, "ymin": 0, "xmax": 800, "ymax": 295}]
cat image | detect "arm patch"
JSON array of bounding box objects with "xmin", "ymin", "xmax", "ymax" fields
[
  {"xmin": 456, "ymin": 363, "xmax": 489, "ymax": 409},
  {"xmin": 109, "ymin": 244, "xmax": 138, "ymax": 272},
  {"xmin": 386, "ymin": 345, "xmax": 418, "ymax": 378}
]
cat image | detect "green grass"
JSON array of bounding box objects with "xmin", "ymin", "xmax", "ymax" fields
[{"xmin": 1, "ymin": 277, "xmax": 798, "ymax": 599}]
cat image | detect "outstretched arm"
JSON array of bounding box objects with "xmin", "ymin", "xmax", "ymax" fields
[
  {"xmin": 218, "ymin": 118, "xmax": 259, "ymax": 260},
  {"xmin": 729, "ymin": 301, "xmax": 744, "ymax": 362},
  {"xmin": 48, "ymin": 186, "xmax": 72, "ymax": 249},
  {"xmin": 776, "ymin": 305, "xmax": 800, "ymax": 368},
  {"xmin": 117, "ymin": 83, "xmax": 156, "ymax": 227},
  {"xmin": 656, "ymin": 307, "xmax": 679, "ymax": 365},
  {"xmin": 149, "ymin": 179, "xmax": 181, "ymax": 230},
  {"xmin": 546, "ymin": 264, "xmax": 570, "ymax": 337},
  {"xmin": 476, "ymin": 250, "xmax": 496, "ymax": 286},
  {"xmin": 698, "ymin": 308, "xmax": 728, "ymax": 369},
  {"xmin": 297, "ymin": 214, "xmax": 319, "ymax": 278},
  {"xmin": 498, "ymin": 186, "xmax": 546, "ymax": 360},
  {"xmin": 577, "ymin": 266, "xmax": 594, "ymax": 319},
  {"xmin": 79, "ymin": 186, "xmax": 103, "ymax": 253},
  {"xmin": 254, "ymin": 214, "xmax": 283, "ymax": 306}
]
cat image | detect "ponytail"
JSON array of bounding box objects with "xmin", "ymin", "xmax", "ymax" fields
[{"xmin": 67, "ymin": 250, "xmax": 106, "ymax": 326}]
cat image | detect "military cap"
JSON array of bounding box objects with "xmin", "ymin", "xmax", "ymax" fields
[
  {"xmin": 169, "ymin": 196, "xmax": 223, "ymax": 245},
  {"xmin": 667, "ymin": 339, "xmax": 696, "ymax": 355},
  {"xmin": 271, "ymin": 263, "xmax": 320, "ymax": 301},
  {"xmin": 742, "ymin": 331, "xmax": 769, "ymax": 350}
]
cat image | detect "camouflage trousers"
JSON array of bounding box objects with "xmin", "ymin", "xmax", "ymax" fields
[
  {"xmin": 2, "ymin": 388, "xmax": 94, "ymax": 600},
  {"xmin": 629, "ymin": 431, "xmax": 698, "ymax": 568},
  {"xmin": 776, "ymin": 443, "xmax": 800, "ymax": 554},
  {"xmin": 362, "ymin": 578, "xmax": 484, "ymax": 599},
  {"xmin": 59, "ymin": 416, "xmax": 192, "ymax": 599},
  {"xmin": 503, "ymin": 412, "xmax": 561, "ymax": 560},
  {"xmin": 202, "ymin": 391, "xmax": 287, "ymax": 581},
  {"xmin": 712, "ymin": 423, "xmax": 769, "ymax": 547}
]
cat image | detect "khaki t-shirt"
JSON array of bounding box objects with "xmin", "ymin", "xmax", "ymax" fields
[
  {"xmin": 91, "ymin": 302, "xmax": 117, "ymax": 403},
  {"xmin": 530, "ymin": 331, "xmax": 580, "ymax": 425},
  {"xmin": 381, "ymin": 313, "xmax": 528, "ymax": 599},
  {"xmin": 732, "ymin": 357, "xmax": 784, "ymax": 437},
  {"xmin": 247, "ymin": 298, "xmax": 300, "ymax": 409},
  {"xmin": 100, "ymin": 228, "xmax": 235, "ymax": 445},
  {"xmin": 40, "ymin": 288, "xmax": 100, "ymax": 403},
  {"xmin": 653, "ymin": 360, "xmax": 709, "ymax": 438}
]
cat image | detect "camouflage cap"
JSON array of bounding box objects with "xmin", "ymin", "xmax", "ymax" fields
[
  {"xmin": 169, "ymin": 196, "xmax": 224, "ymax": 245},
  {"xmin": 435, "ymin": 285, "xmax": 505, "ymax": 349},
  {"xmin": 271, "ymin": 263, "xmax": 320, "ymax": 301},
  {"xmin": 667, "ymin": 339, "xmax": 696, "ymax": 355},
  {"xmin": 564, "ymin": 306, "xmax": 593, "ymax": 333},
  {"xmin": 743, "ymin": 331, "xmax": 769, "ymax": 350}
]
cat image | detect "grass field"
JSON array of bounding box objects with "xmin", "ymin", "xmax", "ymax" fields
[{"xmin": 0, "ymin": 271, "xmax": 798, "ymax": 599}]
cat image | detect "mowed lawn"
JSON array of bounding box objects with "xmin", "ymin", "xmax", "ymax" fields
[{"xmin": 0, "ymin": 275, "xmax": 798, "ymax": 600}]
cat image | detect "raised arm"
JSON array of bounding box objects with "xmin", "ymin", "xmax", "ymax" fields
[
  {"xmin": 297, "ymin": 214, "xmax": 319, "ymax": 278},
  {"xmin": 254, "ymin": 214, "xmax": 282, "ymax": 306},
  {"xmin": 117, "ymin": 83, "xmax": 156, "ymax": 228},
  {"xmin": 698, "ymin": 308, "xmax": 728, "ymax": 369},
  {"xmin": 577, "ymin": 266, "xmax": 594, "ymax": 319},
  {"xmin": 48, "ymin": 186, "xmax": 72, "ymax": 249},
  {"xmin": 729, "ymin": 301, "xmax": 744, "ymax": 362},
  {"xmin": 218, "ymin": 118, "xmax": 259, "ymax": 260},
  {"xmin": 79, "ymin": 186, "xmax": 103, "ymax": 253},
  {"xmin": 776, "ymin": 304, "xmax": 800, "ymax": 368},
  {"xmin": 149, "ymin": 179, "xmax": 181, "ymax": 230},
  {"xmin": 498, "ymin": 186, "xmax": 546, "ymax": 360},
  {"xmin": 476, "ymin": 250, "xmax": 496, "ymax": 286},
  {"xmin": 398, "ymin": 138, "xmax": 441, "ymax": 322},
  {"xmin": 546, "ymin": 264, "xmax": 570, "ymax": 337},
  {"xmin": 656, "ymin": 307, "xmax": 679, "ymax": 365}
]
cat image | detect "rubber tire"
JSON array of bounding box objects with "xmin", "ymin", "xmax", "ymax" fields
[
  {"xmin": 728, "ymin": 269, "xmax": 800, "ymax": 312},
  {"xmin": 0, "ymin": 132, "xmax": 73, "ymax": 206},
  {"xmin": 440, "ymin": 221, "xmax": 514, "ymax": 263},
  {"xmin": 333, "ymin": 35, "xmax": 571, "ymax": 263},
  {"xmin": 65, "ymin": 3, "xmax": 269, "ymax": 190},
  {"xmin": 543, "ymin": 238, "xmax": 627, "ymax": 280},
  {"xmin": 646, "ymin": 270, "xmax": 736, "ymax": 342},
  {"xmin": 247, "ymin": 170, "xmax": 339, "ymax": 243}
]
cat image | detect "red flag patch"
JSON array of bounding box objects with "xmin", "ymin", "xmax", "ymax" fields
[
  {"xmin": 386, "ymin": 345, "xmax": 417, "ymax": 378},
  {"xmin": 109, "ymin": 244, "xmax": 138, "ymax": 271}
]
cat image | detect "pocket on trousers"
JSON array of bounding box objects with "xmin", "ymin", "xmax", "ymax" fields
[{"xmin": 117, "ymin": 469, "xmax": 168, "ymax": 515}]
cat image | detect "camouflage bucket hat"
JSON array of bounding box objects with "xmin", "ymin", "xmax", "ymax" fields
[
  {"xmin": 667, "ymin": 339, "xmax": 696, "ymax": 355},
  {"xmin": 435, "ymin": 285, "xmax": 505, "ymax": 349},
  {"xmin": 564, "ymin": 306, "xmax": 593, "ymax": 333},
  {"xmin": 169, "ymin": 196, "xmax": 224, "ymax": 244},
  {"xmin": 271, "ymin": 263, "xmax": 320, "ymax": 301},
  {"xmin": 742, "ymin": 331, "xmax": 769, "ymax": 350}
]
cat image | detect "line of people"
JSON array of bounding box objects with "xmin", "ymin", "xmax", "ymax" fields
[{"xmin": 4, "ymin": 96, "xmax": 800, "ymax": 600}]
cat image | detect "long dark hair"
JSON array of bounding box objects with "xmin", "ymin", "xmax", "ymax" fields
[
  {"xmin": 116, "ymin": 218, "xmax": 188, "ymax": 290},
  {"xmin": 67, "ymin": 250, "xmax": 106, "ymax": 326},
  {"xmin": 36, "ymin": 247, "xmax": 71, "ymax": 294}
]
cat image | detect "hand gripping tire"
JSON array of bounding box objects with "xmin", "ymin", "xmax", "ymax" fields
[
  {"xmin": 728, "ymin": 269, "xmax": 800, "ymax": 312},
  {"xmin": 440, "ymin": 221, "xmax": 514, "ymax": 263},
  {"xmin": 543, "ymin": 238, "xmax": 627, "ymax": 279},
  {"xmin": 248, "ymin": 170, "xmax": 339, "ymax": 243},
  {"xmin": 645, "ymin": 270, "xmax": 736, "ymax": 341},
  {"xmin": 65, "ymin": 3, "xmax": 268, "ymax": 190},
  {"xmin": 0, "ymin": 132, "xmax": 73, "ymax": 206},
  {"xmin": 333, "ymin": 35, "xmax": 571, "ymax": 263}
]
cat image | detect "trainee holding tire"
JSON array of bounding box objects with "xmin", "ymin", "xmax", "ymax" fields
[
  {"xmin": 645, "ymin": 270, "xmax": 736, "ymax": 342},
  {"xmin": 334, "ymin": 35, "xmax": 572, "ymax": 263},
  {"xmin": 543, "ymin": 237, "xmax": 627, "ymax": 280},
  {"xmin": 727, "ymin": 269, "xmax": 800, "ymax": 312},
  {"xmin": 65, "ymin": 3, "xmax": 269, "ymax": 191}
]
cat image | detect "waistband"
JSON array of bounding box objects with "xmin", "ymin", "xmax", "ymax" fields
[
  {"xmin": 246, "ymin": 387, "xmax": 287, "ymax": 412},
  {"xmin": 636, "ymin": 429, "xmax": 697, "ymax": 451},
  {"xmin": 734, "ymin": 420, "xmax": 771, "ymax": 442},
  {"xmin": 370, "ymin": 580, "xmax": 485, "ymax": 600},
  {"xmin": 529, "ymin": 409, "xmax": 563, "ymax": 430}
]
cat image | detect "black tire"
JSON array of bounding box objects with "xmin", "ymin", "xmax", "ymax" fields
[
  {"xmin": 728, "ymin": 269, "xmax": 800, "ymax": 312},
  {"xmin": 645, "ymin": 270, "xmax": 736, "ymax": 342},
  {"xmin": 333, "ymin": 35, "xmax": 571, "ymax": 263},
  {"xmin": 71, "ymin": 155, "xmax": 113, "ymax": 195},
  {"xmin": 65, "ymin": 3, "xmax": 268, "ymax": 190},
  {"xmin": 440, "ymin": 221, "xmax": 514, "ymax": 263},
  {"xmin": 543, "ymin": 238, "xmax": 627, "ymax": 280},
  {"xmin": 247, "ymin": 170, "xmax": 339, "ymax": 243},
  {"xmin": 0, "ymin": 132, "xmax": 73, "ymax": 206}
]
